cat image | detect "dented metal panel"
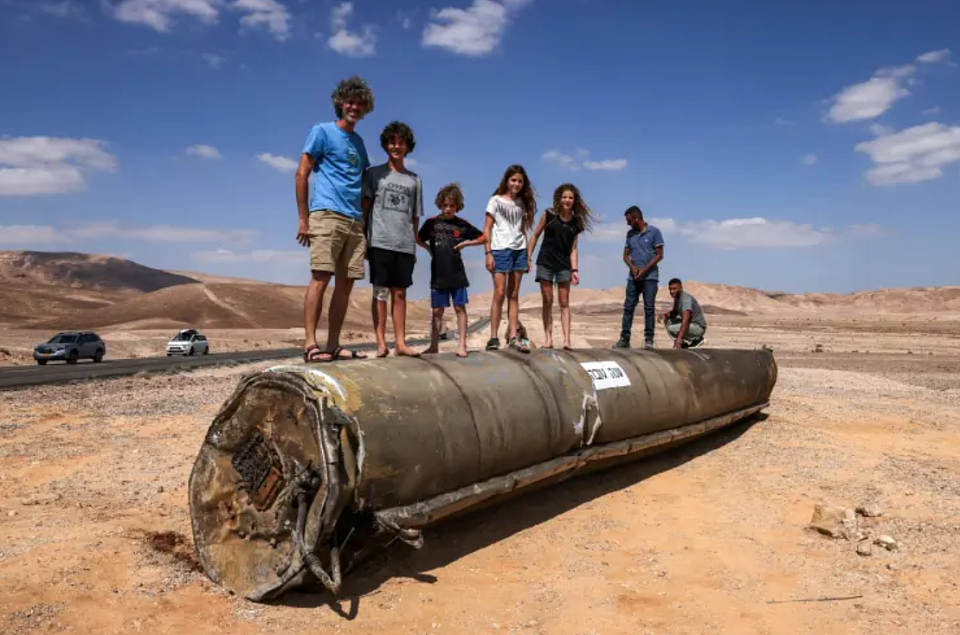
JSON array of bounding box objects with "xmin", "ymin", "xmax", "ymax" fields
[{"xmin": 188, "ymin": 346, "xmax": 777, "ymax": 602}]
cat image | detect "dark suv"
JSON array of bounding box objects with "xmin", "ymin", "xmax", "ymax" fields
[{"xmin": 33, "ymin": 332, "xmax": 106, "ymax": 365}]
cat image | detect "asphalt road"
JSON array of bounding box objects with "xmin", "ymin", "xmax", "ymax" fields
[{"xmin": 0, "ymin": 318, "xmax": 491, "ymax": 390}]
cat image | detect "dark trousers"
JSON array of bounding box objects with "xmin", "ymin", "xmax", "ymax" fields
[{"xmin": 620, "ymin": 277, "xmax": 658, "ymax": 343}]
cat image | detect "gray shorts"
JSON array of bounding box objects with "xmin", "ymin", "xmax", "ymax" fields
[{"xmin": 535, "ymin": 264, "xmax": 572, "ymax": 285}]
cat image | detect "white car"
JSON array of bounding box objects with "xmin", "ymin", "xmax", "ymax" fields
[{"xmin": 166, "ymin": 329, "xmax": 210, "ymax": 356}]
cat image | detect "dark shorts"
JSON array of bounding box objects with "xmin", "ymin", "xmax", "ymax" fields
[
  {"xmin": 491, "ymin": 248, "xmax": 528, "ymax": 274},
  {"xmin": 431, "ymin": 287, "xmax": 469, "ymax": 308},
  {"xmin": 535, "ymin": 264, "xmax": 572, "ymax": 284},
  {"xmin": 368, "ymin": 247, "xmax": 415, "ymax": 289}
]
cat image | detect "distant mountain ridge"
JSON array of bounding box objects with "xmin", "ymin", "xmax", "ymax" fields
[
  {"xmin": 0, "ymin": 250, "xmax": 956, "ymax": 329},
  {"xmin": 0, "ymin": 251, "xmax": 199, "ymax": 292}
]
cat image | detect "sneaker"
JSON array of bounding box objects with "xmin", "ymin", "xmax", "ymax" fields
[
  {"xmin": 643, "ymin": 339, "xmax": 654, "ymax": 350},
  {"xmin": 508, "ymin": 337, "xmax": 530, "ymax": 354},
  {"xmin": 612, "ymin": 339, "xmax": 630, "ymax": 349},
  {"xmin": 485, "ymin": 338, "xmax": 500, "ymax": 351}
]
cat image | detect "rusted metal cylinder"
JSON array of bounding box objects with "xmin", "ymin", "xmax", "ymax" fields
[{"xmin": 188, "ymin": 347, "xmax": 777, "ymax": 601}]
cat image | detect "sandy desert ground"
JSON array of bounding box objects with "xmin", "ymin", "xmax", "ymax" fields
[{"xmin": 2, "ymin": 313, "xmax": 960, "ymax": 635}]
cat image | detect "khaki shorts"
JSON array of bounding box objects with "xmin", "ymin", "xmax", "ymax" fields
[{"xmin": 308, "ymin": 210, "xmax": 366, "ymax": 279}]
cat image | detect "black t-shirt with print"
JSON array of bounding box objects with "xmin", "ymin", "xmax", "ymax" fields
[
  {"xmin": 536, "ymin": 210, "xmax": 582, "ymax": 272},
  {"xmin": 418, "ymin": 215, "xmax": 484, "ymax": 290}
]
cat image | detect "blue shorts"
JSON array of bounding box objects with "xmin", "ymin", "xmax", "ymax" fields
[
  {"xmin": 491, "ymin": 248, "xmax": 528, "ymax": 273},
  {"xmin": 431, "ymin": 287, "xmax": 469, "ymax": 308}
]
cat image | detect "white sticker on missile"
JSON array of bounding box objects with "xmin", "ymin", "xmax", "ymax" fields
[{"xmin": 580, "ymin": 361, "xmax": 631, "ymax": 390}]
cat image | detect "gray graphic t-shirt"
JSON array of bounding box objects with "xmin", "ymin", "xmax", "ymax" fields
[{"xmin": 362, "ymin": 164, "xmax": 423, "ymax": 255}]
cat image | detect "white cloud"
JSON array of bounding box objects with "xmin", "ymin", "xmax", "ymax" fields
[
  {"xmin": 826, "ymin": 49, "xmax": 953, "ymax": 124},
  {"xmin": 855, "ymin": 122, "xmax": 960, "ymax": 186},
  {"xmin": 542, "ymin": 148, "xmax": 627, "ymax": 172},
  {"xmin": 191, "ymin": 248, "xmax": 305, "ymax": 265},
  {"xmin": 584, "ymin": 159, "xmax": 628, "ymax": 171},
  {"xmin": 848, "ymin": 223, "xmax": 885, "ymax": 238},
  {"xmin": 234, "ymin": 0, "xmax": 291, "ymax": 40},
  {"xmin": 256, "ymin": 152, "xmax": 298, "ymax": 172},
  {"xmin": 869, "ymin": 123, "xmax": 893, "ymax": 137},
  {"xmin": 186, "ymin": 144, "xmax": 223, "ymax": 159},
  {"xmin": 327, "ymin": 2, "xmax": 376, "ymax": 57},
  {"xmin": 916, "ymin": 48, "xmax": 951, "ymax": 64},
  {"xmin": 201, "ymin": 52, "xmax": 225, "ymax": 69},
  {"xmin": 682, "ymin": 218, "xmax": 832, "ymax": 249},
  {"xmin": 584, "ymin": 216, "xmax": 834, "ymax": 250},
  {"xmin": 923, "ymin": 106, "xmax": 941, "ymax": 115},
  {"xmin": 0, "ymin": 222, "xmax": 257, "ymax": 248},
  {"xmin": 0, "ymin": 225, "xmax": 72, "ymax": 246},
  {"xmin": 68, "ymin": 222, "xmax": 257, "ymax": 243},
  {"xmin": 41, "ymin": 0, "xmax": 91, "ymax": 22},
  {"xmin": 542, "ymin": 150, "xmax": 579, "ymax": 171},
  {"xmin": 113, "ymin": 0, "xmax": 220, "ymax": 31},
  {"xmin": 801, "ymin": 153, "xmax": 818, "ymax": 165},
  {"xmin": 111, "ymin": 0, "xmax": 291, "ymax": 41},
  {"xmin": 584, "ymin": 217, "xmax": 677, "ymax": 243},
  {"xmin": 826, "ymin": 73, "xmax": 912, "ymax": 123},
  {"xmin": 0, "ymin": 136, "xmax": 117, "ymax": 197},
  {"xmin": 422, "ymin": 0, "xmax": 532, "ymax": 57},
  {"xmin": 397, "ymin": 9, "xmax": 416, "ymax": 29}
]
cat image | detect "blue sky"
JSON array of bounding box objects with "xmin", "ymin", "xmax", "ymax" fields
[{"xmin": 1, "ymin": 0, "xmax": 958, "ymax": 297}]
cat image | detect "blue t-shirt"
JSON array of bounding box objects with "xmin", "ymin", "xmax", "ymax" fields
[
  {"xmin": 301, "ymin": 122, "xmax": 370, "ymax": 221},
  {"xmin": 625, "ymin": 225, "xmax": 665, "ymax": 281}
]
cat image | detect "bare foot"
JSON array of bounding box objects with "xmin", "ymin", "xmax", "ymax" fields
[
  {"xmin": 421, "ymin": 346, "xmax": 439, "ymax": 355},
  {"xmin": 544, "ymin": 340, "xmax": 554, "ymax": 349},
  {"xmin": 456, "ymin": 347, "xmax": 468, "ymax": 358},
  {"xmin": 395, "ymin": 345, "xmax": 422, "ymax": 358},
  {"xmin": 375, "ymin": 347, "xmax": 389, "ymax": 358}
]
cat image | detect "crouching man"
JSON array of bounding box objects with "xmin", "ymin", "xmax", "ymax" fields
[{"xmin": 662, "ymin": 278, "xmax": 707, "ymax": 349}]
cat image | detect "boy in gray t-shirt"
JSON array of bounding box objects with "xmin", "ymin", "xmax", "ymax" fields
[{"xmin": 361, "ymin": 121, "xmax": 424, "ymax": 358}]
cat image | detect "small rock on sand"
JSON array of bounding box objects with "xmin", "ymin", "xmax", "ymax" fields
[
  {"xmin": 856, "ymin": 503, "xmax": 883, "ymax": 518},
  {"xmin": 856, "ymin": 540, "xmax": 873, "ymax": 556},
  {"xmin": 874, "ymin": 535, "xmax": 899, "ymax": 551},
  {"xmin": 809, "ymin": 504, "xmax": 859, "ymax": 539}
]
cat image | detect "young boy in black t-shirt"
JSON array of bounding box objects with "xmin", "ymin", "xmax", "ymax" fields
[{"xmin": 417, "ymin": 183, "xmax": 486, "ymax": 357}]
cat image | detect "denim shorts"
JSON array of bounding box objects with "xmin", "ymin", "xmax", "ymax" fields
[
  {"xmin": 535, "ymin": 264, "xmax": 572, "ymax": 284},
  {"xmin": 491, "ymin": 249, "xmax": 528, "ymax": 273},
  {"xmin": 431, "ymin": 287, "xmax": 469, "ymax": 308}
]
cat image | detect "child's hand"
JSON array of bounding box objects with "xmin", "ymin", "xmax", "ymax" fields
[
  {"xmin": 572, "ymin": 271, "xmax": 580, "ymax": 286},
  {"xmin": 485, "ymin": 253, "xmax": 494, "ymax": 273},
  {"xmin": 454, "ymin": 242, "xmax": 466, "ymax": 252}
]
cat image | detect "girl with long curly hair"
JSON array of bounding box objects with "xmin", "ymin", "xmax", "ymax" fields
[
  {"xmin": 527, "ymin": 183, "xmax": 594, "ymax": 349},
  {"xmin": 481, "ymin": 164, "xmax": 538, "ymax": 353}
]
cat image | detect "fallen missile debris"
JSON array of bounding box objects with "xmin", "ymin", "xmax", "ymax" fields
[{"xmin": 188, "ymin": 346, "xmax": 778, "ymax": 601}]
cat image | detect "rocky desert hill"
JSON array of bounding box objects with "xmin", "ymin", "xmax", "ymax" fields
[
  {"xmin": 0, "ymin": 250, "xmax": 433, "ymax": 331},
  {"xmin": 1, "ymin": 250, "xmax": 957, "ymax": 331}
]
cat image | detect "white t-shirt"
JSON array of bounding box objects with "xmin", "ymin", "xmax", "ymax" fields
[{"xmin": 485, "ymin": 195, "xmax": 527, "ymax": 251}]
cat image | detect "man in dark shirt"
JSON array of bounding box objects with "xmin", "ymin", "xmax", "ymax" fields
[{"xmin": 418, "ymin": 183, "xmax": 486, "ymax": 357}]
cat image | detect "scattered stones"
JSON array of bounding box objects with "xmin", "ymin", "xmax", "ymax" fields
[
  {"xmin": 856, "ymin": 503, "xmax": 883, "ymax": 518},
  {"xmin": 874, "ymin": 535, "xmax": 899, "ymax": 551},
  {"xmin": 809, "ymin": 504, "xmax": 859, "ymax": 539},
  {"xmin": 856, "ymin": 540, "xmax": 873, "ymax": 557}
]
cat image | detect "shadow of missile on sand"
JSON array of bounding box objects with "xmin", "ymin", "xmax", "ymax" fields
[{"xmin": 272, "ymin": 412, "xmax": 769, "ymax": 618}]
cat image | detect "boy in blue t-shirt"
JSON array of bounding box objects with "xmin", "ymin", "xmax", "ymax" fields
[{"xmin": 295, "ymin": 75, "xmax": 374, "ymax": 363}]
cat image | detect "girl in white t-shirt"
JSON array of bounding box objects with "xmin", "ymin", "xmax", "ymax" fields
[{"xmin": 481, "ymin": 164, "xmax": 537, "ymax": 353}]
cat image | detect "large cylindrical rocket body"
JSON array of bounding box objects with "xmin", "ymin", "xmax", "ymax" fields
[{"xmin": 188, "ymin": 347, "xmax": 777, "ymax": 601}]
